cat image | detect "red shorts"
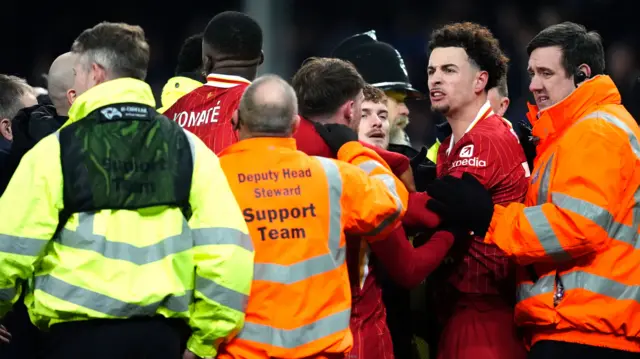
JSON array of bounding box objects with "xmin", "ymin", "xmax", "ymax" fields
[{"xmin": 437, "ymin": 296, "xmax": 527, "ymax": 359}]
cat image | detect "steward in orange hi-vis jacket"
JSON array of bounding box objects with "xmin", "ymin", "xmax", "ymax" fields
[
  {"xmin": 427, "ymin": 22, "xmax": 640, "ymax": 359},
  {"xmin": 216, "ymin": 75, "xmax": 405, "ymax": 359}
]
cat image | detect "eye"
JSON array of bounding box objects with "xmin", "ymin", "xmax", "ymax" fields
[
  {"xmin": 542, "ymin": 71, "xmax": 553, "ymax": 78},
  {"xmin": 444, "ymin": 68, "xmax": 455, "ymax": 73}
]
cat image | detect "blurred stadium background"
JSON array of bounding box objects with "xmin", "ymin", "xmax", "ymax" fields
[{"xmin": 1, "ymin": 0, "xmax": 638, "ymax": 146}]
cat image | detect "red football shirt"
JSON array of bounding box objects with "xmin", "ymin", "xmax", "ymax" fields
[
  {"xmin": 162, "ymin": 73, "xmax": 250, "ymax": 154},
  {"xmin": 436, "ymin": 101, "xmax": 530, "ymax": 296}
]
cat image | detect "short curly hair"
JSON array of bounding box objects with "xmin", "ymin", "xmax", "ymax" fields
[
  {"xmin": 428, "ymin": 22, "xmax": 509, "ymax": 92},
  {"xmin": 363, "ymin": 84, "xmax": 386, "ymax": 104}
]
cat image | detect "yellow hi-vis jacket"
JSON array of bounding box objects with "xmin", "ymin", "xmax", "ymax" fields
[
  {"xmin": 0, "ymin": 78, "xmax": 253, "ymax": 359},
  {"xmin": 158, "ymin": 76, "xmax": 203, "ymax": 114}
]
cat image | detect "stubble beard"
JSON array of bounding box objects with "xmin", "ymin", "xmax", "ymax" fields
[{"xmin": 431, "ymin": 104, "xmax": 450, "ymax": 116}]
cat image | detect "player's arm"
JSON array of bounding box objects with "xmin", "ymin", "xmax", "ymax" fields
[
  {"xmin": 368, "ymin": 225, "xmax": 456, "ymax": 288},
  {"xmin": 0, "ymin": 135, "xmax": 62, "ymax": 317},
  {"xmin": 488, "ymin": 121, "xmax": 628, "ymax": 265},
  {"xmin": 184, "ymin": 131, "xmax": 254, "ymax": 358}
]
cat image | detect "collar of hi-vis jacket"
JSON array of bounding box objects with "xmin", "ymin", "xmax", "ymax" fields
[
  {"xmin": 161, "ymin": 76, "xmax": 203, "ymax": 106},
  {"xmin": 527, "ymin": 75, "xmax": 622, "ymax": 147},
  {"xmin": 65, "ymin": 78, "xmax": 155, "ymax": 129},
  {"xmin": 205, "ymin": 73, "xmax": 251, "ymax": 88},
  {"xmin": 220, "ymin": 136, "xmax": 297, "ymax": 156},
  {"xmin": 446, "ymin": 100, "xmax": 494, "ymax": 156}
]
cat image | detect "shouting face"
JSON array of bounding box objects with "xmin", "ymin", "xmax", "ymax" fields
[{"xmin": 428, "ymin": 47, "xmax": 485, "ymax": 116}]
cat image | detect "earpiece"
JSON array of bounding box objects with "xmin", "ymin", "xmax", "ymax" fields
[{"xmin": 574, "ymin": 69, "xmax": 588, "ymax": 87}]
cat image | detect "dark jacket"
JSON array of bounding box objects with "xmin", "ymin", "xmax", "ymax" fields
[{"xmin": 0, "ymin": 104, "xmax": 67, "ymax": 195}]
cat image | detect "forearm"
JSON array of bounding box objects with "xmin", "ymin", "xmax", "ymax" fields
[
  {"xmin": 370, "ymin": 226, "xmax": 454, "ymax": 288},
  {"xmin": 488, "ymin": 200, "xmax": 610, "ymax": 265}
]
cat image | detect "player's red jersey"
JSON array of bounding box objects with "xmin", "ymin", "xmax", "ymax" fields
[
  {"xmin": 436, "ymin": 101, "xmax": 530, "ymax": 296},
  {"xmin": 163, "ymin": 73, "xmax": 250, "ymax": 154}
]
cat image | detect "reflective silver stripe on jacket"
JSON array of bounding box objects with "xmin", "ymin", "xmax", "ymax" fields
[
  {"xmin": 238, "ymin": 157, "xmax": 350, "ymax": 348},
  {"xmin": 35, "ymin": 275, "xmax": 192, "ymax": 316},
  {"xmin": 356, "ymin": 160, "xmax": 403, "ymax": 236},
  {"xmin": 517, "ymin": 111, "xmax": 640, "ymax": 304}
]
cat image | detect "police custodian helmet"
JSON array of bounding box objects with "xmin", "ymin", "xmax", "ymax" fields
[{"xmin": 331, "ymin": 30, "xmax": 423, "ymax": 98}]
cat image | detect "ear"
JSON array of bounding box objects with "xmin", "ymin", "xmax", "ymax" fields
[
  {"xmin": 578, "ymin": 63, "xmax": 592, "ymax": 78},
  {"xmin": 290, "ymin": 114, "xmax": 301, "ymax": 135},
  {"xmin": 91, "ymin": 62, "xmax": 107, "ymax": 84},
  {"xmin": 341, "ymin": 100, "xmax": 355, "ymax": 125},
  {"xmin": 231, "ymin": 109, "xmax": 239, "ymax": 128},
  {"xmin": 0, "ymin": 118, "xmax": 13, "ymax": 141},
  {"xmin": 202, "ymin": 55, "xmax": 213, "ymax": 74},
  {"xmin": 475, "ymin": 71, "xmax": 489, "ymax": 94},
  {"xmin": 500, "ymin": 97, "xmax": 510, "ymax": 116},
  {"xmin": 67, "ymin": 89, "xmax": 77, "ymax": 106},
  {"xmin": 259, "ymin": 51, "xmax": 265, "ymax": 65}
]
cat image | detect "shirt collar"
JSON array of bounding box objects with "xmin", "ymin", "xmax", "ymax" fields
[
  {"xmin": 205, "ymin": 73, "xmax": 251, "ymax": 89},
  {"xmin": 446, "ymin": 100, "xmax": 494, "ymax": 155},
  {"xmin": 219, "ymin": 137, "xmax": 297, "ymax": 157}
]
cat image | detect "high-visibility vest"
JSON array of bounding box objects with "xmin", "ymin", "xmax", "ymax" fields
[
  {"xmin": 217, "ymin": 137, "xmax": 404, "ymax": 359},
  {"xmin": 488, "ymin": 75, "xmax": 640, "ymax": 353},
  {"xmin": 0, "ymin": 78, "xmax": 253, "ymax": 359}
]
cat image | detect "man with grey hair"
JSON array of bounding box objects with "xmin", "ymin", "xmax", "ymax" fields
[
  {"xmin": 216, "ymin": 74, "xmax": 407, "ymax": 359},
  {"xmin": 47, "ymin": 52, "xmax": 77, "ymax": 116},
  {"xmin": 0, "ymin": 21, "xmax": 254, "ymax": 359},
  {"xmin": 0, "ymin": 75, "xmax": 37, "ymax": 143},
  {"xmin": 233, "ymin": 74, "xmax": 298, "ymax": 138}
]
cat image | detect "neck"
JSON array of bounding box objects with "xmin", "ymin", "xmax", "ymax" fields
[
  {"xmin": 210, "ymin": 66, "xmax": 257, "ymax": 81},
  {"xmin": 239, "ymin": 131, "xmax": 291, "ymax": 141},
  {"xmin": 306, "ymin": 113, "xmax": 343, "ymax": 125},
  {"xmin": 447, "ymin": 94, "xmax": 487, "ymax": 144}
]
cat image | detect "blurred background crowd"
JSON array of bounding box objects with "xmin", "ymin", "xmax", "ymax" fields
[{"xmin": 2, "ymin": 0, "xmax": 638, "ymax": 146}]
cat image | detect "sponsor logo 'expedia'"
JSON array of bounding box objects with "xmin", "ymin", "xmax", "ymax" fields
[{"xmin": 450, "ymin": 157, "xmax": 487, "ymax": 169}]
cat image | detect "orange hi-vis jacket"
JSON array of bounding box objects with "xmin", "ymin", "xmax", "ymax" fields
[
  {"xmin": 217, "ymin": 137, "xmax": 407, "ymax": 359},
  {"xmin": 486, "ymin": 75, "xmax": 640, "ymax": 352}
]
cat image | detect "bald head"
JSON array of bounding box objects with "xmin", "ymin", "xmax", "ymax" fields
[
  {"xmin": 238, "ymin": 75, "xmax": 298, "ymax": 137},
  {"xmin": 47, "ymin": 52, "xmax": 77, "ymax": 116}
]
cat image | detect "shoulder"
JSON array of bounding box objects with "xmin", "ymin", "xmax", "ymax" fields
[
  {"xmin": 23, "ymin": 132, "xmax": 60, "ymax": 170},
  {"xmin": 568, "ymin": 107, "xmax": 637, "ymax": 149},
  {"xmin": 182, "ymin": 128, "xmax": 219, "ymax": 161},
  {"xmin": 164, "ymin": 85, "xmax": 211, "ymax": 113},
  {"xmin": 468, "ymin": 115, "xmax": 519, "ymax": 146}
]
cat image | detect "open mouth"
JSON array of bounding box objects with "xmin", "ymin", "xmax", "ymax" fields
[
  {"xmin": 368, "ymin": 132, "xmax": 386, "ymax": 139},
  {"xmin": 430, "ymin": 90, "xmax": 445, "ymax": 101},
  {"xmin": 536, "ymin": 95, "xmax": 549, "ymax": 103}
]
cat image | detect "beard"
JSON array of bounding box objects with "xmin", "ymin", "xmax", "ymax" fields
[{"xmin": 431, "ymin": 103, "xmax": 450, "ymax": 115}]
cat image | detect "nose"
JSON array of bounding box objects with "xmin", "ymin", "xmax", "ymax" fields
[
  {"xmin": 397, "ymin": 102, "xmax": 409, "ymax": 117},
  {"xmin": 372, "ymin": 115, "xmax": 383, "ymax": 128},
  {"xmin": 529, "ymin": 75, "xmax": 543, "ymax": 93},
  {"xmin": 428, "ymin": 69, "xmax": 441, "ymax": 89}
]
